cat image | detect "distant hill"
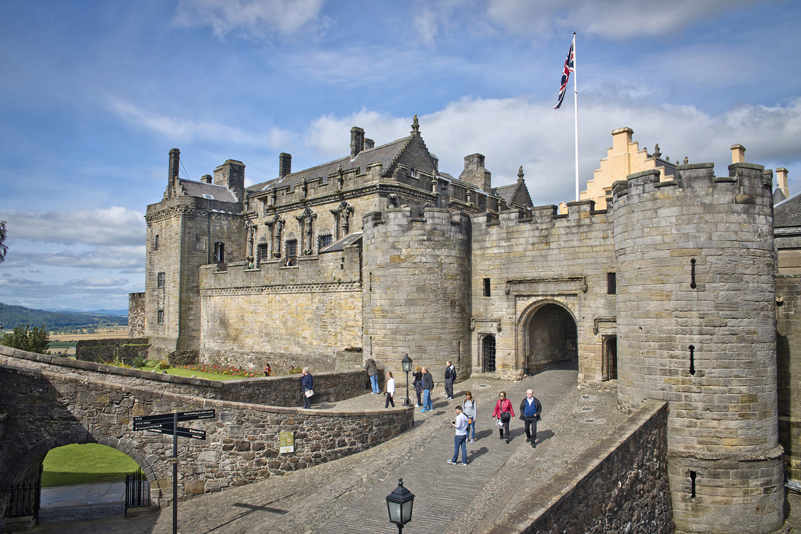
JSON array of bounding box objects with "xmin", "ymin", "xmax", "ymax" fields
[{"xmin": 0, "ymin": 302, "xmax": 127, "ymax": 330}]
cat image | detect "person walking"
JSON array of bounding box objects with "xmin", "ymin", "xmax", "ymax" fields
[
  {"xmin": 462, "ymin": 391, "xmax": 477, "ymax": 443},
  {"xmin": 263, "ymin": 363, "xmax": 271, "ymax": 377},
  {"xmin": 444, "ymin": 360, "xmax": 456, "ymax": 399},
  {"xmin": 365, "ymin": 358, "xmax": 380, "ymax": 394},
  {"xmin": 385, "ymin": 371, "xmax": 396, "ymax": 408},
  {"xmin": 301, "ymin": 367, "xmax": 313, "ymax": 409},
  {"xmin": 412, "ymin": 366, "xmax": 423, "ymax": 407},
  {"xmin": 421, "ymin": 367, "xmax": 434, "ymax": 412},
  {"xmin": 448, "ymin": 405, "xmax": 469, "ymax": 466},
  {"xmin": 520, "ymin": 389, "xmax": 542, "ymax": 448},
  {"xmin": 492, "ymin": 391, "xmax": 515, "ymax": 443}
]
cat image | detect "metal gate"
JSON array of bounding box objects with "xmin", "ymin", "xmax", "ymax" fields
[
  {"xmin": 8, "ymin": 480, "xmax": 40, "ymax": 520},
  {"xmin": 483, "ymin": 335, "xmax": 496, "ymax": 373},
  {"xmin": 125, "ymin": 468, "xmax": 150, "ymax": 515}
]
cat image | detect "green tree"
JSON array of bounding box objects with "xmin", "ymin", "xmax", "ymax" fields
[{"xmin": 1, "ymin": 324, "xmax": 50, "ymax": 354}]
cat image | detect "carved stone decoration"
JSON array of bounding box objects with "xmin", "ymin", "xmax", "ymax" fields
[
  {"xmin": 301, "ymin": 177, "xmax": 308, "ymax": 198},
  {"xmin": 295, "ymin": 207, "xmax": 317, "ymax": 255},
  {"xmin": 337, "ymin": 165, "xmax": 344, "ymax": 190},
  {"xmin": 654, "ymin": 143, "xmax": 661, "ymax": 158},
  {"xmin": 265, "ymin": 214, "xmax": 284, "ymax": 258},
  {"xmin": 330, "ymin": 201, "xmax": 353, "ymax": 240},
  {"xmin": 388, "ymin": 193, "xmax": 400, "ymax": 208},
  {"xmin": 244, "ymin": 219, "xmax": 256, "ymax": 265}
]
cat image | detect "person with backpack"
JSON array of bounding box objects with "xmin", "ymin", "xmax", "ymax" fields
[
  {"xmin": 365, "ymin": 358, "xmax": 380, "ymax": 394},
  {"xmin": 492, "ymin": 391, "xmax": 515, "ymax": 443},
  {"xmin": 519, "ymin": 389, "xmax": 542, "ymax": 448}
]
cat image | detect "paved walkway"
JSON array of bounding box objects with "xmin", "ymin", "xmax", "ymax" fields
[{"xmin": 30, "ymin": 364, "xmax": 634, "ymax": 534}]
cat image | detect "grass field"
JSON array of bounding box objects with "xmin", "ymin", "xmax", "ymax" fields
[
  {"xmin": 139, "ymin": 365, "xmax": 245, "ymax": 381},
  {"xmin": 47, "ymin": 326, "xmax": 129, "ymax": 356},
  {"xmin": 42, "ymin": 443, "xmax": 140, "ymax": 487}
]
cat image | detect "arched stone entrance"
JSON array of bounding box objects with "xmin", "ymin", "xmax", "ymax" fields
[{"xmin": 521, "ymin": 302, "xmax": 578, "ymax": 375}]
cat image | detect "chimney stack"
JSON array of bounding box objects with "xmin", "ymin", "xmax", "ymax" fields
[
  {"xmin": 777, "ymin": 167, "xmax": 790, "ymax": 199},
  {"xmin": 279, "ymin": 152, "xmax": 292, "ymax": 179},
  {"xmin": 351, "ymin": 127, "xmax": 365, "ymax": 158},
  {"xmin": 201, "ymin": 175, "xmax": 212, "ymax": 184},
  {"xmin": 364, "ymin": 138, "xmax": 375, "ymax": 150},
  {"xmin": 731, "ymin": 144, "xmax": 746, "ymax": 164},
  {"xmin": 168, "ymin": 148, "xmax": 180, "ymax": 198}
]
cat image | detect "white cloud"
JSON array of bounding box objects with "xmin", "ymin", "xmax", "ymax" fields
[
  {"xmin": 303, "ymin": 96, "xmax": 801, "ymax": 205},
  {"xmin": 65, "ymin": 278, "xmax": 129, "ymax": 289},
  {"xmin": 172, "ymin": 0, "xmax": 328, "ymax": 40},
  {"xmin": 11, "ymin": 247, "xmax": 145, "ymax": 271},
  {"xmin": 106, "ymin": 97, "xmax": 292, "ymax": 148},
  {"xmin": 485, "ymin": 0, "xmax": 767, "ymax": 39},
  {"xmin": 0, "ymin": 207, "xmax": 145, "ymax": 247}
]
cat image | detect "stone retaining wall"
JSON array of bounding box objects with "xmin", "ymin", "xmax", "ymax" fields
[
  {"xmin": 0, "ymin": 345, "xmax": 372, "ymax": 407},
  {"xmin": 0, "ymin": 355, "xmax": 414, "ymax": 515},
  {"xmin": 75, "ymin": 338, "xmax": 150, "ymax": 364},
  {"xmin": 490, "ymin": 401, "xmax": 673, "ymax": 534}
]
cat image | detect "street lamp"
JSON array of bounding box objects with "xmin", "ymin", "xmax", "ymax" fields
[
  {"xmin": 402, "ymin": 354, "xmax": 413, "ymax": 406},
  {"xmin": 386, "ymin": 478, "xmax": 415, "ymax": 533}
]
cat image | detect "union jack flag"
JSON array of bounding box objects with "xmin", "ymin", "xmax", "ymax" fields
[{"xmin": 554, "ymin": 38, "xmax": 575, "ymax": 110}]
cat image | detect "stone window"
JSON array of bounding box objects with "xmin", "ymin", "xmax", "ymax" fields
[
  {"xmin": 257, "ymin": 244, "xmax": 269, "ymax": 262},
  {"xmin": 285, "ymin": 239, "xmax": 298, "ymax": 266},
  {"xmin": 319, "ymin": 233, "xmax": 332, "ymax": 250},
  {"xmin": 196, "ymin": 234, "xmax": 206, "ymax": 251},
  {"xmin": 213, "ymin": 242, "xmax": 225, "ymax": 263},
  {"xmin": 157, "ymin": 272, "xmax": 165, "ymax": 289},
  {"xmin": 154, "ymin": 235, "xmax": 159, "ymax": 251},
  {"xmin": 607, "ymin": 273, "xmax": 616, "ymax": 294},
  {"xmin": 157, "ymin": 310, "xmax": 164, "ymax": 324},
  {"xmin": 483, "ymin": 278, "xmax": 491, "ymax": 297}
]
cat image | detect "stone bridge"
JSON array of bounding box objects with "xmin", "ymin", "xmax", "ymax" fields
[{"xmin": 0, "ymin": 346, "xmax": 413, "ymax": 528}]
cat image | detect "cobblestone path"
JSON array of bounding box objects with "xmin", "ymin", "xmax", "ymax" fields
[{"xmin": 32, "ymin": 364, "xmax": 633, "ymax": 534}]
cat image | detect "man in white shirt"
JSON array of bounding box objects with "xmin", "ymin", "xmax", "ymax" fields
[{"xmin": 448, "ymin": 405, "xmax": 469, "ymax": 466}]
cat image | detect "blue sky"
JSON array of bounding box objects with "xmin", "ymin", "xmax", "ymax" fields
[{"xmin": 1, "ymin": 0, "xmax": 800, "ymax": 313}]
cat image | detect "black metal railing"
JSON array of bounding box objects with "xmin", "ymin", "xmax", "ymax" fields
[
  {"xmin": 125, "ymin": 468, "xmax": 151, "ymax": 514},
  {"xmin": 8, "ymin": 479, "xmax": 40, "ymax": 519}
]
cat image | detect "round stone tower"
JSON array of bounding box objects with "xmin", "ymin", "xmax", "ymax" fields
[
  {"xmin": 612, "ymin": 163, "xmax": 783, "ymax": 533},
  {"xmin": 361, "ymin": 207, "xmax": 471, "ymax": 381}
]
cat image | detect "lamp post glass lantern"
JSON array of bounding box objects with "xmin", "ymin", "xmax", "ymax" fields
[
  {"xmin": 386, "ymin": 478, "xmax": 414, "ymax": 532},
  {"xmin": 402, "ymin": 354, "xmax": 412, "ymax": 406}
]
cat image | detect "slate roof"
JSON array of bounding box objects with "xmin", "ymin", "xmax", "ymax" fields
[
  {"xmin": 321, "ymin": 232, "xmax": 363, "ymax": 253},
  {"xmin": 774, "ymin": 191, "xmax": 801, "ymax": 228},
  {"xmin": 493, "ymin": 180, "xmax": 532, "ymax": 208},
  {"xmin": 251, "ymin": 137, "xmax": 412, "ymax": 194},
  {"xmin": 179, "ymin": 179, "xmax": 238, "ymax": 203}
]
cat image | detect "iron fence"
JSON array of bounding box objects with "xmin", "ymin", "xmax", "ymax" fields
[{"xmin": 124, "ymin": 468, "xmax": 150, "ymax": 514}]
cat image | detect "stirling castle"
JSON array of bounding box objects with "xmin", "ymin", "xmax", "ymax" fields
[{"xmin": 133, "ymin": 117, "xmax": 800, "ymax": 533}]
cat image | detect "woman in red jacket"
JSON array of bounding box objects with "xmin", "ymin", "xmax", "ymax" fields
[{"xmin": 492, "ymin": 391, "xmax": 515, "ymax": 443}]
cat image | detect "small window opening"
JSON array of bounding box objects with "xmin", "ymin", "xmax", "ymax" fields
[
  {"xmin": 483, "ymin": 278, "xmax": 491, "ymax": 297},
  {"xmin": 690, "ymin": 259, "xmax": 697, "ymax": 289},
  {"xmin": 285, "ymin": 239, "xmax": 298, "ymax": 266},
  {"xmin": 319, "ymin": 234, "xmax": 332, "ymax": 250},
  {"xmin": 690, "ymin": 471, "xmax": 697, "ymax": 498},
  {"xmin": 257, "ymin": 244, "xmax": 269, "ymax": 262},
  {"xmin": 607, "ymin": 272, "xmax": 616, "ymax": 294},
  {"xmin": 154, "ymin": 235, "xmax": 159, "ymax": 251},
  {"xmin": 689, "ymin": 345, "xmax": 696, "ymax": 375},
  {"xmin": 157, "ymin": 272, "xmax": 165, "ymax": 289},
  {"xmin": 213, "ymin": 242, "xmax": 225, "ymax": 263},
  {"xmin": 157, "ymin": 310, "xmax": 164, "ymax": 325}
]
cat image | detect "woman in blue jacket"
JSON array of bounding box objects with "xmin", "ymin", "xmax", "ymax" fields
[{"xmin": 301, "ymin": 367, "xmax": 313, "ymax": 409}]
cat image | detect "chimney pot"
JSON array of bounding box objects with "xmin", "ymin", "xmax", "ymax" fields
[
  {"xmin": 351, "ymin": 127, "xmax": 365, "ymax": 159},
  {"xmin": 731, "ymin": 144, "xmax": 746, "ymax": 164},
  {"xmin": 777, "ymin": 167, "xmax": 790, "ymax": 199},
  {"xmin": 364, "ymin": 138, "xmax": 375, "ymax": 150}
]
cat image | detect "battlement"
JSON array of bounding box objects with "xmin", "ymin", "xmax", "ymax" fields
[
  {"xmin": 362, "ymin": 206, "xmax": 471, "ymax": 235},
  {"xmin": 473, "ymin": 197, "xmax": 609, "ymax": 232}
]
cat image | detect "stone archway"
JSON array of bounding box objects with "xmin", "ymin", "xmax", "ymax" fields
[{"xmin": 520, "ymin": 301, "xmax": 578, "ymax": 375}]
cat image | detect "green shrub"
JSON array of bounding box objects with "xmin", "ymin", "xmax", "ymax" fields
[
  {"xmin": 132, "ymin": 357, "xmax": 146, "ymax": 368},
  {"xmin": 158, "ymin": 360, "xmax": 170, "ymax": 369},
  {"xmin": 287, "ymin": 366, "xmax": 302, "ymax": 375}
]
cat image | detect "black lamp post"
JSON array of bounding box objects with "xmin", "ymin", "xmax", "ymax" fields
[
  {"xmin": 386, "ymin": 478, "xmax": 415, "ymax": 533},
  {"xmin": 402, "ymin": 354, "xmax": 412, "ymax": 406}
]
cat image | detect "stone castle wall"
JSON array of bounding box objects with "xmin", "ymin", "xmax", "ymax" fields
[
  {"xmin": 612, "ymin": 163, "xmax": 783, "ymax": 533},
  {"xmin": 491, "ymin": 401, "xmax": 673, "ymax": 534},
  {"xmin": 776, "ymin": 274, "xmax": 801, "ymax": 480},
  {"xmin": 471, "ymin": 202, "xmax": 616, "ymax": 381},
  {"xmin": 128, "ymin": 292, "xmax": 145, "ymax": 337},
  {"xmin": 199, "ymin": 244, "xmax": 363, "ymax": 372},
  {"xmin": 361, "ymin": 207, "xmax": 472, "ymax": 380},
  {"xmin": 75, "ymin": 338, "xmax": 150, "ymax": 364}
]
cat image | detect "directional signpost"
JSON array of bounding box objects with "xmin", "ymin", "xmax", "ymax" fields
[{"xmin": 133, "ymin": 409, "xmax": 215, "ymax": 534}]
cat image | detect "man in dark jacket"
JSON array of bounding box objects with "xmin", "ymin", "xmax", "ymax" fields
[
  {"xmin": 421, "ymin": 367, "xmax": 434, "ymax": 412},
  {"xmin": 520, "ymin": 389, "xmax": 542, "ymax": 448},
  {"xmin": 365, "ymin": 358, "xmax": 379, "ymax": 394},
  {"xmin": 444, "ymin": 360, "xmax": 456, "ymax": 399},
  {"xmin": 301, "ymin": 368, "xmax": 314, "ymax": 409}
]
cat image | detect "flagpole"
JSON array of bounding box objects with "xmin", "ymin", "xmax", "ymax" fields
[{"xmin": 573, "ymin": 32, "xmax": 579, "ymax": 202}]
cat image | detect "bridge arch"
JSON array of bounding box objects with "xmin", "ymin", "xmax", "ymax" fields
[{"xmin": 516, "ymin": 299, "xmax": 578, "ymax": 375}]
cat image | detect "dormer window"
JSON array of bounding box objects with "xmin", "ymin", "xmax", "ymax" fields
[{"xmin": 203, "ymin": 194, "xmax": 214, "ymax": 200}]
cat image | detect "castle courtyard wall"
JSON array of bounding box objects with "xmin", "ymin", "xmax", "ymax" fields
[
  {"xmin": 199, "ymin": 246, "xmax": 362, "ymax": 372},
  {"xmin": 776, "ymin": 273, "xmax": 801, "ymax": 480},
  {"xmin": 470, "ymin": 201, "xmax": 616, "ymax": 381}
]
